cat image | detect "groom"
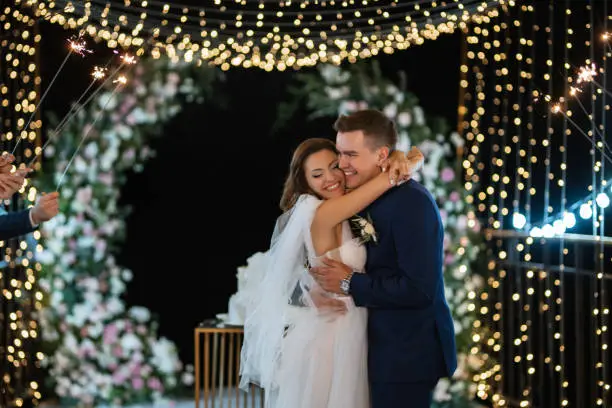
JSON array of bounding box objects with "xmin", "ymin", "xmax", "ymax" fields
[{"xmin": 311, "ymin": 109, "xmax": 457, "ymax": 408}]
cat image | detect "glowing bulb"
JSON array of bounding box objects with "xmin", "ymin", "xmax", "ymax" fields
[
  {"xmin": 553, "ymin": 219, "xmax": 566, "ymax": 235},
  {"xmin": 562, "ymin": 212, "xmax": 576, "ymax": 229},
  {"xmin": 512, "ymin": 212, "xmax": 527, "ymax": 229},
  {"xmin": 596, "ymin": 193, "xmax": 610, "ymax": 208},
  {"xmin": 580, "ymin": 203, "xmax": 593, "ymax": 219},
  {"xmin": 542, "ymin": 224, "xmax": 555, "ymax": 238},
  {"xmin": 529, "ymin": 227, "xmax": 543, "ymax": 237}
]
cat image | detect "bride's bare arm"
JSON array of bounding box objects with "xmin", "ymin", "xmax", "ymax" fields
[{"xmin": 311, "ymin": 147, "xmax": 424, "ymax": 233}]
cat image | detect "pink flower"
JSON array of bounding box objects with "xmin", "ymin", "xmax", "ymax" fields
[
  {"xmin": 80, "ymin": 327, "xmax": 88, "ymax": 337},
  {"xmin": 95, "ymin": 239, "xmax": 107, "ymax": 255},
  {"xmin": 147, "ymin": 377, "xmax": 163, "ymax": 391},
  {"xmin": 119, "ymin": 95, "xmax": 137, "ymax": 115},
  {"xmin": 113, "ymin": 345, "xmax": 123, "ymax": 357},
  {"xmin": 76, "ymin": 187, "xmax": 93, "ymax": 206},
  {"xmin": 449, "ymin": 191, "xmax": 460, "ymax": 202},
  {"xmin": 112, "ymin": 370, "xmax": 127, "ymax": 384},
  {"xmin": 445, "ymin": 254, "xmax": 455, "ymax": 265},
  {"xmin": 441, "ymin": 167, "xmax": 455, "ymax": 182},
  {"xmin": 98, "ymin": 172, "xmax": 114, "ymax": 186},
  {"xmin": 103, "ymin": 324, "xmax": 118, "ymax": 345},
  {"xmin": 132, "ymin": 377, "xmax": 144, "ymax": 390},
  {"xmin": 123, "ymin": 148, "xmax": 136, "ymax": 161},
  {"xmin": 439, "ymin": 209, "xmax": 448, "ymax": 223},
  {"xmin": 83, "ymin": 222, "xmax": 95, "ymax": 237}
]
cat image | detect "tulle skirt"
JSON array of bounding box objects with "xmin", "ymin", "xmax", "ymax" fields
[{"xmin": 271, "ymin": 297, "xmax": 369, "ymax": 408}]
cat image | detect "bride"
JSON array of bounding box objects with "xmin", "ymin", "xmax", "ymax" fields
[{"xmin": 239, "ymin": 138, "xmax": 423, "ymax": 408}]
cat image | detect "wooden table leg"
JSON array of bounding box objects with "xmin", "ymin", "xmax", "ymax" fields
[{"xmin": 195, "ymin": 329, "xmax": 200, "ymax": 408}]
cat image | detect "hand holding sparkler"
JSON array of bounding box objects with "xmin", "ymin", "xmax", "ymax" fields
[
  {"xmin": 0, "ymin": 152, "xmax": 32, "ymax": 199},
  {"xmin": 0, "ymin": 173, "xmax": 27, "ymax": 200},
  {"xmin": 0, "ymin": 152, "xmax": 16, "ymax": 174},
  {"xmin": 30, "ymin": 192, "xmax": 60, "ymax": 225}
]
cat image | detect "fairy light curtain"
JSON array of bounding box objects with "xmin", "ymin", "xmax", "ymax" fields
[
  {"xmin": 461, "ymin": 1, "xmax": 611, "ymax": 407},
  {"xmin": 0, "ymin": 5, "xmax": 45, "ymax": 408},
  {"xmin": 17, "ymin": 0, "xmax": 505, "ymax": 71}
]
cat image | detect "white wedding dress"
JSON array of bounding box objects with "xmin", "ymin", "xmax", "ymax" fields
[{"xmin": 240, "ymin": 194, "xmax": 369, "ymax": 408}]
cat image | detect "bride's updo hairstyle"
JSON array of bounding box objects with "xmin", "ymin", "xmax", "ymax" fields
[{"xmin": 280, "ymin": 138, "xmax": 338, "ymax": 212}]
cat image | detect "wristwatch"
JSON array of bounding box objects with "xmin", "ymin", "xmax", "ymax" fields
[{"xmin": 340, "ymin": 272, "xmax": 354, "ymax": 295}]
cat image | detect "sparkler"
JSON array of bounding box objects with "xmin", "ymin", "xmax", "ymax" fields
[
  {"xmin": 27, "ymin": 52, "xmax": 137, "ymax": 168},
  {"xmin": 26, "ymin": 66, "xmax": 108, "ymax": 168},
  {"xmin": 10, "ymin": 35, "xmax": 92, "ymax": 155},
  {"xmin": 551, "ymin": 105, "xmax": 612, "ymax": 166}
]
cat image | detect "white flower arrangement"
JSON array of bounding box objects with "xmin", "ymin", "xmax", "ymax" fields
[{"xmin": 34, "ymin": 58, "xmax": 216, "ymax": 405}]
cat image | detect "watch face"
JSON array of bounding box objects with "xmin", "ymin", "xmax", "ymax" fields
[{"xmin": 340, "ymin": 280, "xmax": 349, "ymax": 293}]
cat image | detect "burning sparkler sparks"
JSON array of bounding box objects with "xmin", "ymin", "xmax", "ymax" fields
[
  {"xmin": 576, "ymin": 63, "xmax": 597, "ymax": 85},
  {"xmin": 113, "ymin": 75, "xmax": 128, "ymax": 85},
  {"xmin": 92, "ymin": 66, "xmax": 107, "ymax": 80},
  {"xmin": 120, "ymin": 54, "xmax": 137, "ymax": 65},
  {"xmin": 67, "ymin": 36, "xmax": 93, "ymax": 57}
]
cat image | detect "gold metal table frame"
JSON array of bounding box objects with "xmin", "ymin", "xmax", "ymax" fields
[{"xmin": 194, "ymin": 322, "xmax": 264, "ymax": 408}]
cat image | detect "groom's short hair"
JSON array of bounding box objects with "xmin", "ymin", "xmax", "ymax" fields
[{"xmin": 333, "ymin": 109, "xmax": 397, "ymax": 150}]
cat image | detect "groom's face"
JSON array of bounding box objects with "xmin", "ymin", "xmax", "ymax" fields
[{"xmin": 336, "ymin": 130, "xmax": 387, "ymax": 190}]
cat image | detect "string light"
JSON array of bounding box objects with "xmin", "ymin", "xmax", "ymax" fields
[
  {"xmin": 462, "ymin": 1, "xmax": 612, "ymax": 407},
  {"xmin": 0, "ymin": 4, "xmax": 44, "ymax": 408},
  {"xmin": 14, "ymin": 0, "xmax": 507, "ymax": 71},
  {"xmin": 599, "ymin": 3, "xmax": 610, "ymax": 404}
]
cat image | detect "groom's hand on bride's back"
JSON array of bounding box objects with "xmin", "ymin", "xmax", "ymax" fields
[{"xmin": 310, "ymin": 257, "xmax": 351, "ymax": 295}]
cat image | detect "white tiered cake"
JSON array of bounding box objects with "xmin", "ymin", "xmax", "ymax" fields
[{"xmin": 222, "ymin": 251, "xmax": 268, "ymax": 326}]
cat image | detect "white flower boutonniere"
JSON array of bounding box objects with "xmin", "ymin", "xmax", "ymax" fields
[{"xmin": 350, "ymin": 213, "xmax": 378, "ymax": 244}]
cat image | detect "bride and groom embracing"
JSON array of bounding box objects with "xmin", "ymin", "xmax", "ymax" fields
[{"xmin": 240, "ymin": 109, "xmax": 457, "ymax": 408}]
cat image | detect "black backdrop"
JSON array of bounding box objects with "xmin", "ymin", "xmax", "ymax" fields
[{"xmin": 39, "ymin": 21, "xmax": 461, "ymax": 367}]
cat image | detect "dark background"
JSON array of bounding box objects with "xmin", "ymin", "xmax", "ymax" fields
[{"xmin": 38, "ymin": 21, "xmax": 462, "ymax": 367}]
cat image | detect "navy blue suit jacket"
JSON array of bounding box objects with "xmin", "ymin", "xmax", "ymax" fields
[
  {"xmin": 0, "ymin": 209, "xmax": 36, "ymax": 241},
  {"xmin": 350, "ymin": 179, "xmax": 457, "ymax": 383}
]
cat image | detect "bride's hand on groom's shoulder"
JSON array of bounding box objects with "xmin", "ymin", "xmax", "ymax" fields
[
  {"xmin": 383, "ymin": 148, "xmax": 417, "ymax": 186},
  {"xmin": 406, "ymin": 146, "xmax": 424, "ymax": 172}
]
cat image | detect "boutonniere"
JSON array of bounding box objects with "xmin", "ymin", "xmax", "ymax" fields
[{"xmin": 350, "ymin": 213, "xmax": 377, "ymax": 244}]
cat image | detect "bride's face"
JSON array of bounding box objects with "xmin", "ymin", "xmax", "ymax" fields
[{"xmin": 303, "ymin": 149, "xmax": 345, "ymax": 200}]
